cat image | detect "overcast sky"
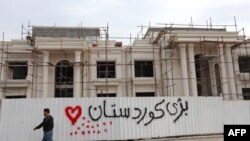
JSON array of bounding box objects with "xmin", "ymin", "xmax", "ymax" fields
[{"xmin": 0, "ymin": 0, "xmax": 250, "ymax": 44}]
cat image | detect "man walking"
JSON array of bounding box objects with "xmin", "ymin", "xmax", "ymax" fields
[{"xmin": 34, "ymin": 108, "xmax": 54, "ymax": 141}]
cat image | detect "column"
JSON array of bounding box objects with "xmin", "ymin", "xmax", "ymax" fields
[
  {"xmin": 74, "ymin": 51, "xmax": 82, "ymax": 98},
  {"xmin": 188, "ymin": 44, "xmax": 198, "ymax": 96},
  {"xmin": 26, "ymin": 59, "xmax": 33, "ymax": 98},
  {"xmin": 179, "ymin": 44, "xmax": 190, "ymax": 96},
  {"xmin": 0, "ymin": 53, "xmax": 6, "ymax": 80},
  {"xmin": 160, "ymin": 42, "xmax": 169, "ymax": 96},
  {"xmin": 219, "ymin": 44, "xmax": 229, "ymax": 99},
  {"xmin": 225, "ymin": 44, "xmax": 237, "ymax": 100},
  {"xmin": 82, "ymin": 52, "xmax": 87, "ymax": 97},
  {"xmin": 42, "ymin": 51, "xmax": 49, "ymax": 98}
]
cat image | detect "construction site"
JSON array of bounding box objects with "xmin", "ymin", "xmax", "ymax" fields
[
  {"xmin": 0, "ymin": 19, "xmax": 250, "ymax": 141},
  {"xmin": 0, "ymin": 19, "xmax": 249, "ymax": 100}
]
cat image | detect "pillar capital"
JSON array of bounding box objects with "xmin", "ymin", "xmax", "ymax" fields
[
  {"xmin": 219, "ymin": 43, "xmax": 224, "ymax": 48},
  {"xmin": 178, "ymin": 44, "xmax": 187, "ymax": 48},
  {"xmin": 224, "ymin": 44, "xmax": 233, "ymax": 48},
  {"xmin": 74, "ymin": 51, "xmax": 82, "ymax": 56},
  {"xmin": 42, "ymin": 51, "xmax": 49, "ymax": 56},
  {"xmin": 187, "ymin": 44, "xmax": 195, "ymax": 48}
]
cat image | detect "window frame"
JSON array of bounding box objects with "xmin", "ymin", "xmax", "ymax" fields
[
  {"xmin": 136, "ymin": 92, "xmax": 155, "ymax": 97},
  {"xmin": 7, "ymin": 61, "xmax": 28, "ymax": 80},
  {"xmin": 242, "ymin": 88, "xmax": 250, "ymax": 100},
  {"xmin": 96, "ymin": 61, "xmax": 116, "ymax": 78},
  {"xmin": 97, "ymin": 93, "xmax": 116, "ymax": 97},
  {"xmin": 238, "ymin": 56, "xmax": 250, "ymax": 73},
  {"xmin": 134, "ymin": 60, "xmax": 154, "ymax": 77},
  {"xmin": 5, "ymin": 95, "xmax": 26, "ymax": 99}
]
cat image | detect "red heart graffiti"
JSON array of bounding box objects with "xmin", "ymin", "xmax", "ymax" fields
[{"xmin": 65, "ymin": 105, "xmax": 82, "ymax": 125}]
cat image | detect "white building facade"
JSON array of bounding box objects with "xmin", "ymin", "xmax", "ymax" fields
[
  {"xmin": 0, "ymin": 26, "xmax": 249, "ymax": 100},
  {"xmin": 0, "ymin": 25, "xmax": 250, "ymax": 141}
]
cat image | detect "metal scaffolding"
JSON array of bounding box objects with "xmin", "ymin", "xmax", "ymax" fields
[{"xmin": 0, "ymin": 18, "xmax": 250, "ymax": 99}]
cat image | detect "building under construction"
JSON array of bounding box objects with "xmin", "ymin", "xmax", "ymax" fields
[
  {"xmin": 0, "ymin": 22, "xmax": 250, "ymax": 141},
  {"xmin": 0, "ymin": 23, "xmax": 249, "ymax": 100}
]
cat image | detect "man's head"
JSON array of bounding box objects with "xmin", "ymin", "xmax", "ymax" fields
[{"xmin": 43, "ymin": 108, "xmax": 50, "ymax": 116}]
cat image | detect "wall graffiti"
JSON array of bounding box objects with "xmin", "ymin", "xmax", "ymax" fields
[
  {"xmin": 88, "ymin": 98, "xmax": 188, "ymax": 125},
  {"xmin": 3, "ymin": 97, "xmax": 248, "ymax": 141},
  {"xmin": 65, "ymin": 105, "xmax": 82, "ymax": 125},
  {"xmin": 65, "ymin": 105, "xmax": 112, "ymax": 136},
  {"xmin": 65, "ymin": 98, "xmax": 189, "ymax": 136}
]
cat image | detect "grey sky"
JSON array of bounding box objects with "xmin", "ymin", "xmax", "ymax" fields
[{"xmin": 0, "ymin": 0, "xmax": 250, "ymax": 43}]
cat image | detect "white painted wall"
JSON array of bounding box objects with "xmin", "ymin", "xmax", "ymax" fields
[{"xmin": 0, "ymin": 97, "xmax": 249, "ymax": 141}]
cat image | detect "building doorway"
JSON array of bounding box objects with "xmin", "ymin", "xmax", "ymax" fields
[{"xmin": 195, "ymin": 54, "xmax": 212, "ymax": 96}]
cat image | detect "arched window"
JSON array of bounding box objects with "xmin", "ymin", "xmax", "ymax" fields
[{"xmin": 55, "ymin": 60, "xmax": 73, "ymax": 97}]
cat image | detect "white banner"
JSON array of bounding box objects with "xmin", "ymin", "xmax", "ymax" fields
[{"xmin": 0, "ymin": 97, "xmax": 249, "ymax": 141}]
